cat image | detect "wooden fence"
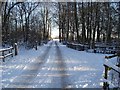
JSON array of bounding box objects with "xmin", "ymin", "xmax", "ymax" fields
[
  {"xmin": 66, "ymin": 42, "xmax": 120, "ymax": 54},
  {"xmin": 0, "ymin": 47, "xmax": 14, "ymax": 62},
  {"xmin": 103, "ymin": 55, "xmax": 120, "ymax": 90},
  {"xmin": 67, "ymin": 42, "xmax": 89, "ymax": 51},
  {"xmin": 0, "ymin": 43, "xmax": 18, "ymax": 62}
]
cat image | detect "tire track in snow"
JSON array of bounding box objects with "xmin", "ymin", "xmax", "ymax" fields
[
  {"xmin": 8, "ymin": 42, "xmax": 53, "ymax": 88},
  {"xmin": 55, "ymin": 41, "xmax": 72, "ymax": 88}
]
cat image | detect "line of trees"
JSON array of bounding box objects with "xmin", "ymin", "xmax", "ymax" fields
[
  {"xmin": 1, "ymin": 2, "xmax": 52, "ymax": 48},
  {"xmin": 58, "ymin": 2, "xmax": 120, "ymax": 48},
  {"xmin": 1, "ymin": 2, "xmax": 120, "ymax": 49}
]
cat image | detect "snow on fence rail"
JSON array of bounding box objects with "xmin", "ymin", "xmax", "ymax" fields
[
  {"xmin": 0, "ymin": 43, "xmax": 18, "ymax": 62},
  {"xmin": 88, "ymin": 46, "xmax": 119, "ymax": 54},
  {"xmin": 0, "ymin": 47, "xmax": 14, "ymax": 62},
  {"xmin": 104, "ymin": 61, "xmax": 120, "ymax": 74},
  {"xmin": 66, "ymin": 42, "xmax": 120, "ymax": 54},
  {"xmin": 94, "ymin": 46, "xmax": 119, "ymax": 54},
  {"xmin": 103, "ymin": 54, "xmax": 120, "ymax": 90},
  {"xmin": 66, "ymin": 42, "xmax": 89, "ymax": 51}
]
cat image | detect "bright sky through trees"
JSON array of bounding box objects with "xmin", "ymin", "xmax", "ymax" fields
[{"xmin": 51, "ymin": 26, "xmax": 59, "ymax": 38}]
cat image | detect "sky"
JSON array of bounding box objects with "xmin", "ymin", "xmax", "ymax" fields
[
  {"xmin": 6, "ymin": 0, "xmax": 120, "ymax": 2},
  {"xmin": 51, "ymin": 26, "xmax": 59, "ymax": 38}
]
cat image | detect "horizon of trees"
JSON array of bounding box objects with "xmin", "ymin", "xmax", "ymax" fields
[
  {"xmin": 57, "ymin": 2, "xmax": 120, "ymax": 48},
  {"xmin": 1, "ymin": 1, "xmax": 120, "ymax": 49},
  {"xmin": 1, "ymin": 2, "xmax": 52, "ymax": 49}
]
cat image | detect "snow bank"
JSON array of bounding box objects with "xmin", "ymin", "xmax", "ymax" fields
[{"xmin": 2, "ymin": 43, "xmax": 48, "ymax": 88}]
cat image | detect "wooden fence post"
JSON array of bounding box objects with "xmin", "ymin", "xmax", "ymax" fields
[
  {"xmin": 117, "ymin": 54, "xmax": 120, "ymax": 88},
  {"xmin": 2, "ymin": 51, "xmax": 5, "ymax": 62},
  {"xmin": 35, "ymin": 41, "xmax": 37, "ymax": 50},
  {"xmin": 103, "ymin": 65, "xmax": 109, "ymax": 90},
  {"xmin": 11, "ymin": 49, "xmax": 13, "ymax": 57},
  {"xmin": 14, "ymin": 43, "xmax": 18, "ymax": 56}
]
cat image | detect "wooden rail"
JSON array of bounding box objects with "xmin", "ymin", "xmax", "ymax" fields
[
  {"xmin": 0, "ymin": 43, "xmax": 18, "ymax": 62},
  {"xmin": 66, "ymin": 42, "xmax": 120, "ymax": 54},
  {"xmin": 0, "ymin": 47, "xmax": 14, "ymax": 62},
  {"xmin": 67, "ymin": 42, "xmax": 89, "ymax": 51},
  {"xmin": 103, "ymin": 55, "xmax": 120, "ymax": 90}
]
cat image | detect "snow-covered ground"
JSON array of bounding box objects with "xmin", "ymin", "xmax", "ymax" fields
[
  {"xmin": 58, "ymin": 42, "xmax": 107, "ymax": 88},
  {"xmin": 0, "ymin": 45, "xmax": 2, "ymax": 90},
  {"xmin": 1, "ymin": 40, "xmax": 116, "ymax": 88}
]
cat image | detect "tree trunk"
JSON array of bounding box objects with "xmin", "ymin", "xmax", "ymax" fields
[
  {"xmin": 58, "ymin": 3, "xmax": 61, "ymax": 42},
  {"xmin": 86, "ymin": 2, "xmax": 90, "ymax": 44},
  {"xmin": 66, "ymin": 2, "xmax": 70, "ymax": 42},
  {"xmin": 106, "ymin": 2, "xmax": 111, "ymax": 44},
  {"xmin": 74, "ymin": 2, "xmax": 79, "ymax": 43},
  {"xmin": 118, "ymin": 2, "xmax": 120, "ymax": 40},
  {"xmin": 82, "ymin": 2, "xmax": 86, "ymax": 44}
]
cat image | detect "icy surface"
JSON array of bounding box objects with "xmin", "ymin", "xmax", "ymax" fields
[{"xmin": 1, "ymin": 40, "xmax": 110, "ymax": 88}]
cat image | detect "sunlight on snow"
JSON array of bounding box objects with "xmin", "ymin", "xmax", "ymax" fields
[
  {"xmin": 36, "ymin": 73, "xmax": 71, "ymax": 77},
  {"xmin": 83, "ymin": 84, "xmax": 88, "ymax": 88},
  {"xmin": 41, "ymin": 66, "xmax": 96, "ymax": 71},
  {"xmin": 46, "ymin": 60, "xmax": 82, "ymax": 64}
]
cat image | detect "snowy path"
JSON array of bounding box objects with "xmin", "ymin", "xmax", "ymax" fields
[{"xmin": 2, "ymin": 40, "xmax": 107, "ymax": 88}]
